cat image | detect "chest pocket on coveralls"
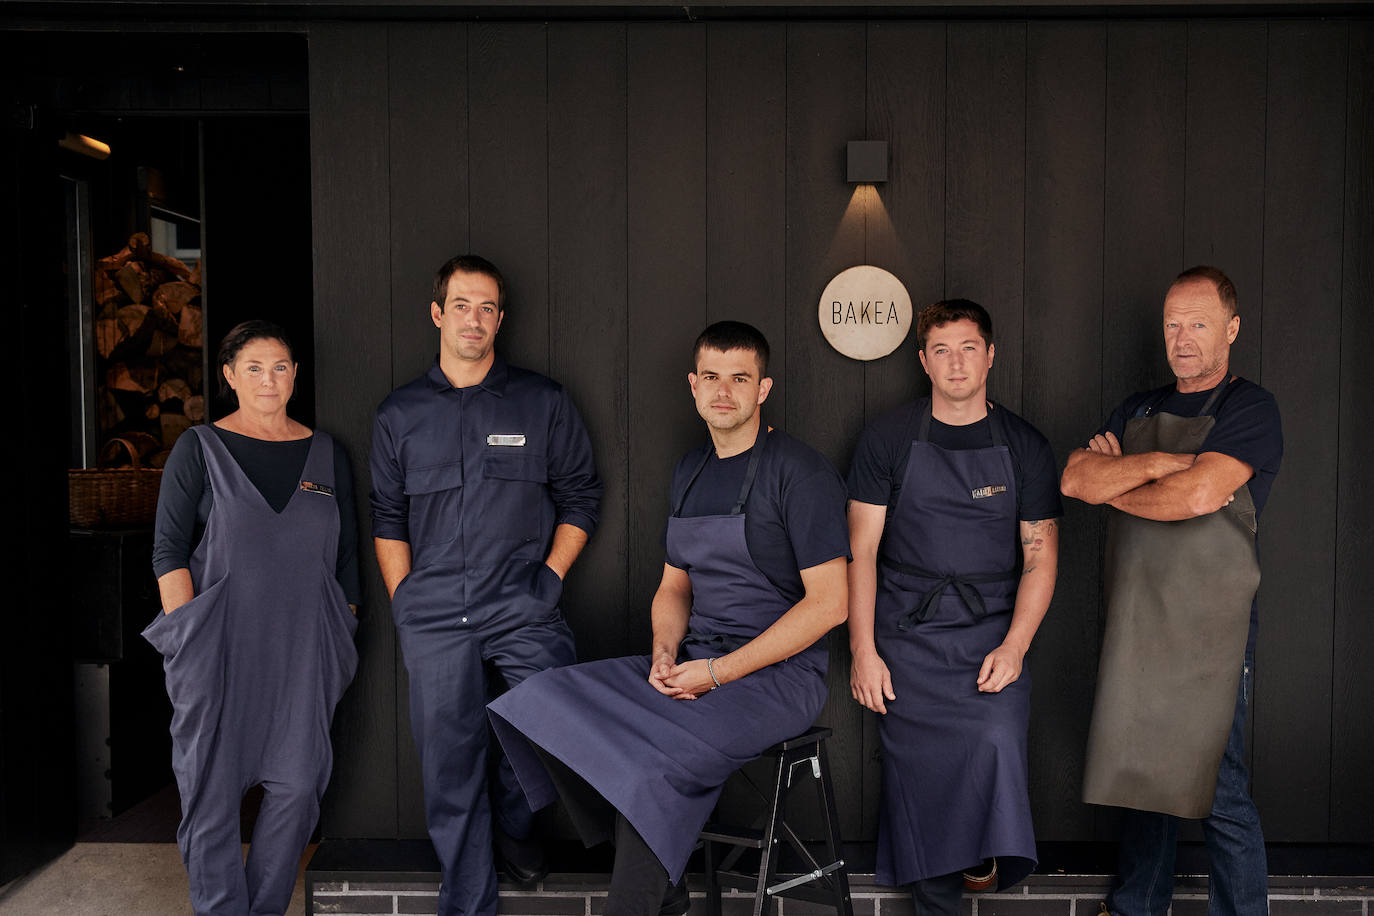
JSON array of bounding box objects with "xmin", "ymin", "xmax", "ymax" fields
[
  {"xmin": 404, "ymin": 461, "xmax": 463, "ymax": 546},
  {"xmin": 482, "ymin": 449, "xmax": 548, "ymax": 543}
]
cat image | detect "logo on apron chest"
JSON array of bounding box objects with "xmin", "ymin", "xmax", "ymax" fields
[{"xmin": 970, "ymin": 484, "xmax": 1007, "ymax": 500}]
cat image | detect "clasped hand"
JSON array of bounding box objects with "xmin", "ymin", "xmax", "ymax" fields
[{"xmin": 648, "ymin": 652, "xmax": 716, "ymax": 700}]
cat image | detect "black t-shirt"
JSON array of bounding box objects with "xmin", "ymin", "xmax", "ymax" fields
[
  {"xmin": 663, "ymin": 427, "xmax": 850, "ymax": 605},
  {"xmin": 847, "ymin": 399, "xmax": 1063, "ymax": 522},
  {"xmin": 1096, "ymin": 377, "xmax": 1283, "ymax": 517},
  {"xmin": 152, "ymin": 426, "xmax": 362, "ymax": 605}
]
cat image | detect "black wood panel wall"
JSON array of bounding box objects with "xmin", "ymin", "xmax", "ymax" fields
[{"xmin": 309, "ymin": 18, "xmax": 1374, "ymax": 844}]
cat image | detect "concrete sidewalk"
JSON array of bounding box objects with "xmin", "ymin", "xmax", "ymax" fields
[{"xmin": 0, "ymin": 843, "xmax": 309, "ymax": 915}]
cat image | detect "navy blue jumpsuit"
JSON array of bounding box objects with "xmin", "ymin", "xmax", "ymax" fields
[
  {"xmin": 143, "ymin": 426, "xmax": 359, "ymax": 916},
  {"xmin": 867, "ymin": 403, "xmax": 1039, "ymax": 890},
  {"xmin": 488, "ymin": 428, "xmax": 843, "ymax": 883},
  {"xmin": 371, "ymin": 357, "xmax": 602, "ymax": 916}
]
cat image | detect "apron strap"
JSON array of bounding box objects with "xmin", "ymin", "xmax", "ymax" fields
[
  {"xmin": 882, "ymin": 557, "xmax": 1018, "ymax": 629},
  {"xmin": 671, "ymin": 423, "xmax": 769, "ymax": 517},
  {"xmin": 915, "ymin": 400, "xmax": 1003, "ymax": 445},
  {"xmin": 1141, "ymin": 374, "xmax": 1234, "ymax": 418}
]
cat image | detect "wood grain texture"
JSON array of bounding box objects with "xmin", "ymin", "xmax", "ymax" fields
[
  {"xmin": 1022, "ymin": 20, "xmax": 1105, "ymax": 842},
  {"xmin": 547, "ymin": 23, "xmax": 630, "ymax": 663},
  {"xmin": 1183, "ymin": 21, "xmax": 1268, "ymax": 382},
  {"xmin": 469, "ymin": 23, "xmax": 552, "ymax": 377},
  {"xmin": 308, "ymin": 22, "xmax": 398, "ymax": 839},
  {"xmin": 946, "ymin": 21, "xmax": 1026, "ymax": 413},
  {"xmin": 387, "ymin": 23, "xmax": 469, "ymax": 388},
  {"xmin": 1332, "ymin": 20, "xmax": 1374, "ymax": 844},
  {"xmin": 784, "ymin": 20, "xmax": 868, "ymax": 840},
  {"xmin": 706, "ymin": 23, "xmax": 788, "ymax": 414},
  {"xmin": 1252, "ymin": 19, "xmax": 1347, "ymax": 842},
  {"xmin": 627, "ymin": 23, "xmax": 707, "ymax": 650}
]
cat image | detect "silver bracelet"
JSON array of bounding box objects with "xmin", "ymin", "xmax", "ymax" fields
[{"xmin": 707, "ymin": 657, "xmax": 722, "ymax": 689}]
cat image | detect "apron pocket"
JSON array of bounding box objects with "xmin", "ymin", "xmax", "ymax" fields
[{"xmin": 142, "ymin": 576, "xmax": 229, "ymax": 660}]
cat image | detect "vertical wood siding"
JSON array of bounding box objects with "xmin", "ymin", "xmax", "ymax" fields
[{"xmin": 309, "ymin": 17, "xmax": 1374, "ymax": 844}]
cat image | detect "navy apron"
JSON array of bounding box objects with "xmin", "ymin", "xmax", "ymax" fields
[
  {"xmin": 143, "ymin": 426, "xmax": 359, "ymax": 916},
  {"xmin": 489, "ymin": 427, "xmax": 828, "ymax": 882},
  {"xmin": 873, "ymin": 403, "xmax": 1036, "ymax": 890},
  {"xmin": 1083, "ymin": 378, "xmax": 1260, "ymax": 818}
]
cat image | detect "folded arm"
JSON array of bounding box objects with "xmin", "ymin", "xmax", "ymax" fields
[
  {"xmin": 1060, "ymin": 431, "xmax": 1196, "ymax": 504},
  {"xmin": 1107, "ymin": 451, "xmax": 1253, "ymax": 520}
]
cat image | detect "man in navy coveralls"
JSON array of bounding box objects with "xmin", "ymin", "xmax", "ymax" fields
[{"xmin": 371, "ymin": 255, "xmax": 602, "ymax": 916}]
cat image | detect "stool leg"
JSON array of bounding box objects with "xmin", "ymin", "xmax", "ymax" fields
[
  {"xmin": 814, "ymin": 741, "xmax": 854, "ymax": 916},
  {"xmin": 753, "ymin": 750, "xmax": 788, "ymax": 916},
  {"xmin": 705, "ymin": 837, "xmax": 723, "ymax": 916}
]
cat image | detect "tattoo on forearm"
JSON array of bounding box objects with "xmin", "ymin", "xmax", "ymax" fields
[{"xmin": 1020, "ymin": 518, "xmax": 1057, "ymax": 552}]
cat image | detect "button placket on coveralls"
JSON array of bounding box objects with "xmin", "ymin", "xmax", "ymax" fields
[{"xmin": 392, "ymin": 379, "xmax": 576, "ymax": 916}]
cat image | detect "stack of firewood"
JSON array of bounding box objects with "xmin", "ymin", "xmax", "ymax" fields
[{"xmin": 93, "ymin": 232, "xmax": 203, "ymax": 467}]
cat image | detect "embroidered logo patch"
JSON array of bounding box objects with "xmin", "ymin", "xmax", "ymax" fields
[
  {"xmin": 970, "ymin": 485, "xmax": 1007, "ymax": 499},
  {"xmin": 487, "ymin": 434, "xmax": 527, "ymax": 447},
  {"xmin": 300, "ymin": 481, "xmax": 335, "ymax": 497}
]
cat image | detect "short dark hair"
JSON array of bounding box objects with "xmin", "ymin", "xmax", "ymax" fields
[
  {"xmin": 692, "ymin": 321, "xmax": 770, "ymax": 376},
  {"xmin": 217, "ymin": 320, "xmax": 294, "ymax": 404},
  {"xmin": 916, "ymin": 299, "xmax": 993, "ymax": 351},
  {"xmin": 1174, "ymin": 265, "xmax": 1238, "ymax": 318},
  {"xmin": 433, "ymin": 254, "xmax": 506, "ymax": 312}
]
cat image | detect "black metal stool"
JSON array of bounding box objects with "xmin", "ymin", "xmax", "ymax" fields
[{"xmin": 700, "ymin": 726, "xmax": 853, "ymax": 916}]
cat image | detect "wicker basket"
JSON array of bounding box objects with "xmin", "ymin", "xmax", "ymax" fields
[{"xmin": 69, "ymin": 437, "xmax": 163, "ymax": 529}]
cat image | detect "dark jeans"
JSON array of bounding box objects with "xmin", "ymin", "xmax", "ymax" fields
[
  {"xmin": 911, "ymin": 871, "xmax": 965, "ymax": 916},
  {"xmin": 1106, "ymin": 644, "xmax": 1267, "ymax": 916}
]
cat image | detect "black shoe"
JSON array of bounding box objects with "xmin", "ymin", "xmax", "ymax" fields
[
  {"xmin": 495, "ymin": 826, "xmax": 549, "ymax": 887},
  {"xmin": 660, "ymin": 879, "xmax": 691, "ymax": 916}
]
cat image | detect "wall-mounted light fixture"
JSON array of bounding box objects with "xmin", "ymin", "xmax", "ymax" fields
[
  {"xmin": 59, "ymin": 132, "xmax": 112, "ymax": 161},
  {"xmin": 847, "ymin": 140, "xmax": 887, "ymax": 184}
]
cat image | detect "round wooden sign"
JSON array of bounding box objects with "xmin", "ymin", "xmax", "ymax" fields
[{"xmin": 817, "ymin": 265, "xmax": 912, "ymax": 361}]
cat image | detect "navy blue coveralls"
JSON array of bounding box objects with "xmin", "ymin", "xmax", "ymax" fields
[
  {"xmin": 872, "ymin": 403, "xmax": 1038, "ymax": 891},
  {"xmin": 371, "ymin": 356, "xmax": 602, "ymax": 916},
  {"xmin": 143, "ymin": 426, "xmax": 359, "ymax": 916},
  {"xmin": 488, "ymin": 427, "xmax": 830, "ymax": 883}
]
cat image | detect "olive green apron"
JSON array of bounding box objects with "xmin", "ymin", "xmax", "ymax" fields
[{"xmin": 1082, "ymin": 379, "xmax": 1260, "ymax": 819}]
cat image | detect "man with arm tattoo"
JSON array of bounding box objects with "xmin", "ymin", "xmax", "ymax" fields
[{"xmin": 846, "ymin": 300, "xmax": 1062, "ymax": 915}]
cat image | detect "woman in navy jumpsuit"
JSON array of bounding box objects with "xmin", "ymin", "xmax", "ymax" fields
[{"xmin": 146, "ymin": 321, "xmax": 359, "ymax": 916}]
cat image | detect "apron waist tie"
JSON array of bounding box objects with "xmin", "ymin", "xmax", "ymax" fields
[
  {"xmin": 679, "ymin": 632, "xmax": 751, "ymax": 654},
  {"xmin": 881, "ymin": 558, "xmax": 1017, "ymax": 630}
]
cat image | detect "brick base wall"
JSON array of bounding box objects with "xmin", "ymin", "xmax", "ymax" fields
[{"xmin": 307, "ymin": 873, "xmax": 1374, "ymax": 916}]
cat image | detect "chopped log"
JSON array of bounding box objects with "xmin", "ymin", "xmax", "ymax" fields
[
  {"xmin": 160, "ymin": 411, "xmax": 192, "ymax": 447},
  {"xmin": 98, "ymin": 391, "xmax": 125, "ymax": 429},
  {"xmin": 183, "ymin": 395, "xmax": 205, "ymax": 422},
  {"xmin": 94, "ymin": 270, "xmax": 124, "ymax": 307},
  {"xmin": 152, "ymin": 281, "xmax": 198, "ymax": 316},
  {"xmin": 189, "ymin": 260, "xmax": 202, "ymax": 287},
  {"xmin": 178, "ymin": 304, "xmax": 203, "ymax": 347},
  {"xmin": 158, "ymin": 378, "xmax": 192, "ymax": 403},
  {"xmin": 96, "ymin": 318, "xmax": 122, "ymax": 359},
  {"xmin": 106, "ymin": 362, "xmax": 157, "ymax": 394},
  {"xmin": 146, "ymin": 251, "xmax": 192, "ymax": 281},
  {"xmin": 148, "ymin": 448, "xmax": 172, "ymax": 469},
  {"xmin": 96, "ymin": 244, "xmax": 134, "ymax": 272},
  {"xmin": 116, "ymin": 262, "xmax": 153, "ymax": 303},
  {"xmin": 117, "ymin": 304, "xmax": 149, "ymax": 338},
  {"xmin": 127, "ymin": 232, "xmax": 152, "ymax": 259},
  {"xmin": 147, "ymin": 331, "xmax": 179, "ymax": 357},
  {"xmin": 145, "ymin": 403, "xmax": 161, "ymax": 420}
]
